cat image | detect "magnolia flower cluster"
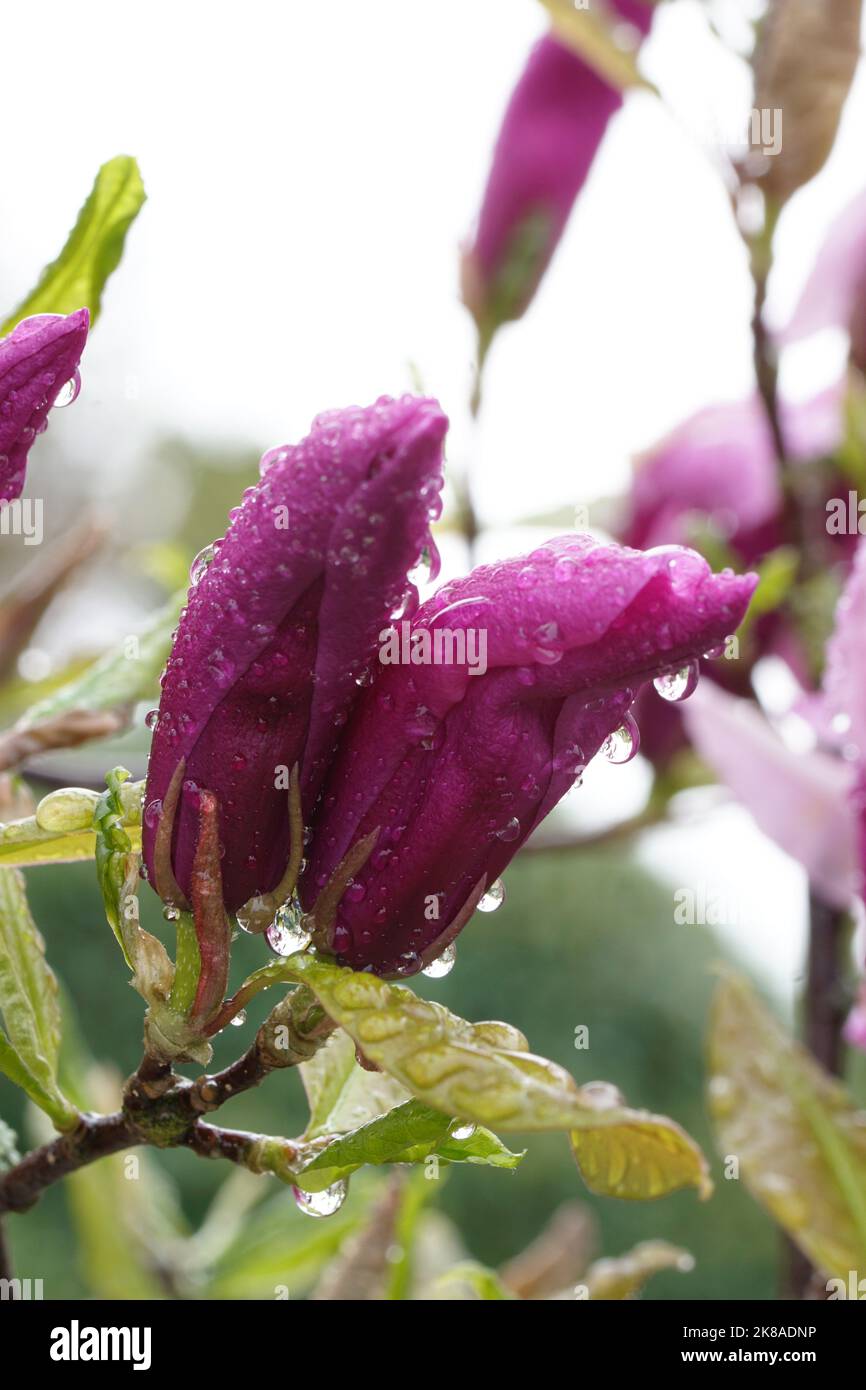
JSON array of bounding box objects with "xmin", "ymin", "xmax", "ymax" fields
[{"xmin": 142, "ymin": 395, "xmax": 755, "ymax": 978}]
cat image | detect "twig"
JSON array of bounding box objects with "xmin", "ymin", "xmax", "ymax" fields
[
  {"xmin": 0, "ymin": 986, "xmax": 334, "ymax": 1215},
  {"xmin": 0, "ymin": 1112, "xmax": 136, "ymax": 1214}
]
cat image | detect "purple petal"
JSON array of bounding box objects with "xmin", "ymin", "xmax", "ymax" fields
[
  {"xmin": 0, "ymin": 310, "xmax": 89, "ymax": 502},
  {"xmin": 142, "ymin": 395, "xmax": 446, "ymax": 912},
  {"xmin": 302, "ymin": 536, "xmax": 756, "ymax": 974}
]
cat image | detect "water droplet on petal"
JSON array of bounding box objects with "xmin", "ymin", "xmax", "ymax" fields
[
  {"xmin": 230, "ymin": 1009, "xmax": 247, "ymax": 1027},
  {"xmin": 477, "ymin": 879, "xmax": 505, "ymax": 913},
  {"xmin": 495, "ymin": 816, "xmax": 520, "ymax": 843},
  {"xmin": 144, "ymin": 708, "xmax": 160, "ymax": 731},
  {"xmin": 602, "ymin": 713, "xmax": 640, "ymax": 764},
  {"xmin": 53, "ymin": 370, "xmax": 81, "ymax": 408},
  {"xmin": 408, "ymin": 546, "xmax": 433, "ymax": 586},
  {"xmin": 293, "ymin": 1179, "xmax": 348, "ymax": 1218},
  {"xmin": 189, "ymin": 544, "xmax": 216, "ymax": 585},
  {"xmin": 266, "ymin": 895, "xmax": 312, "ymax": 956},
  {"xmin": 653, "ymin": 660, "xmax": 699, "ymax": 703},
  {"xmin": 422, "ymin": 942, "xmax": 457, "ymax": 978},
  {"xmin": 162, "ymin": 905, "xmax": 180, "ymax": 922}
]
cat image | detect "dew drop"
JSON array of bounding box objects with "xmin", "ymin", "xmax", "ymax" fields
[
  {"xmin": 189, "ymin": 544, "xmax": 216, "ymax": 586},
  {"xmin": 422, "ymin": 942, "xmax": 456, "ymax": 978},
  {"xmin": 450, "ymin": 1120, "xmax": 476, "ymax": 1141},
  {"xmin": 53, "ymin": 370, "xmax": 81, "ymax": 408},
  {"xmin": 162, "ymin": 905, "xmax": 180, "ymax": 922},
  {"xmin": 293, "ymin": 1179, "xmax": 348, "ymax": 1218},
  {"xmin": 602, "ymin": 713, "xmax": 640, "ymax": 764},
  {"xmin": 266, "ymin": 896, "xmax": 312, "ymax": 957},
  {"xmin": 408, "ymin": 546, "xmax": 433, "ymax": 586},
  {"xmin": 495, "ymin": 816, "xmax": 520, "ymax": 843},
  {"xmin": 653, "ymin": 660, "xmax": 699, "ymax": 704},
  {"xmin": 477, "ymin": 879, "xmax": 505, "ymax": 913},
  {"xmin": 144, "ymin": 708, "xmax": 160, "ymax": 731},
  {"xmin": 230, "ymin": 1009, "xmax": 247, "ymax": 1027}
]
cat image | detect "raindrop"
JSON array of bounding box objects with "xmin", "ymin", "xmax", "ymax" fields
[
  {"xmin": 144, "ymin": 708, "xmax": 160, "ymax": 731},
  {"xmin": 53, "ymin": 371, "xmax": 81, "ymax": 408},
  {"xmin": 408, "ymin": 546, "xmax": 433, "ymax": 586},
  {"xmin": 162, "ymin": 905, "xmax": 180, "ymax": 922},
  {"xmin": 477, "ymin": 879, "xmax": 505, "ymax": 913},
  {"xmin": 293, "ymin": 1179, "xmax": 348, "ymax": 1218},
  {"xmin": 189, "ymin": 544, "xmax": 215, "ymax": 586},
  {"xmin": 653, "ymin": 660, "xmax": 699, "ymax": 704},
  {"xmin": 422, "ymin": 942, "xmax": 456, "ymax": 978},
  {"xmin": 230, "ymin": 1010, "xmax": 247, "ymax": 1027},
  {"xmin": 450, "ymin": 1120, "xmax": 476, "ymax": 1141},
  {"xmin": 495, "ymin": 816, "xmax": 520, "ymax": 843},
  {"xmin": 266, "ymin": 896, "xmax": 311, "ymax": 957},
  {"xmin": 602, "ymin": 713, "xmax": 640, "ymax": 764}
]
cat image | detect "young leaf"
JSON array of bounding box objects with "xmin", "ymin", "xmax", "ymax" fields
[
  {"xmin": 291, "ymin": 1097, "xmax": 522, "ymax": 1193},
  {"xmin": 301, "ymin": 1027, "xmax": 412, "ymax": 1139},
  {"xmin": 708, "ymin": 969, "xmax": 866, "ymax": 1279},
  {"xmin": 0, "ymin": 869, "xmax": 78, "ymax": 1129},
  {"xmin": 1, "ymin": 156, "xmax": 146, "ymax": 334},
  {"xmin": 257, "ymin": 955, "xmax": 710, "ymax": 1201}
]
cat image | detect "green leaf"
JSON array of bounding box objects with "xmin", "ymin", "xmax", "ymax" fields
[
  {"xmin": 16, "ymin": 589, "xmax": 184, "ymax": 731},
  {"xmin": 0, "ymin": 869, "xmax": 78, "ymax": 1128},
  {"xmin": 580, "ymin": 1240, "xmax": 694, "ymax": 1300},
  {"xmin": 292, "ymin": 1097, "xmax": 522, "ymax": 1193},
  {"xmin": 1, "ymin": 156, "xmax": 146, "ymax": 334},
  {"xmin": 708, "ymin": 969, "xmax": 866, "ymax": 1280},
  {"xmin": 432, "ymin": 1261, "xmax": 516, "ymax": 1301},
  {"xmin": 254, "ymin": 955, "xmax": 710, "ymax": 1201},
  {"xmin": 0, "ymin": 780, "xmax": 143, "ymax": 868},
  {"xmin": 300, "ymin": 1027, "xmax": 413, "ymax": 1139}
]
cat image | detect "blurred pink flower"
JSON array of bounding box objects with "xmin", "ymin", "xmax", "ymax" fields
[
  {"xmin": 682, "ymin": 678, "xmax": 860, "ymax": 910},
  {"xmin": 623, "ymin": 390, "xmax": 843, "ymax": 560},
  {"xmin": 783, "ymin": 186, "xmax": 866, "ymax": 371}
]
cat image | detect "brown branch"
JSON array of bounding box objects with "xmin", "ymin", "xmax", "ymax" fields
[
  {"xmin": 0, "ymin": 1112, "xmax": 136, "ymax": 1214},
  {"xmin": 0, "ymin": 986, "xmax": 335, "ymax": 1214}
]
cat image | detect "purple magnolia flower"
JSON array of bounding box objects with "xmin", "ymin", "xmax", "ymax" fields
[
  {"xmin": 0, "ymin": 310, "xmax": 89, "ymax": 501},
  {"xmin": 782, "ymin": 186, "xmax": 866, "ymax": 372},
  {"xmin": 301, "ymin": 536, "xmax": 756, "ymax": 976},
  {"xmin": 142, "ymin": 395, "xmax": 447, "ymax": 915},
  {"xmin": 462, "ymin": 3, "xmax": 654, "ymax": 349}
]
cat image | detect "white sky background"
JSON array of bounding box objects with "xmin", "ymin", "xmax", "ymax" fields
[{"xmin": 3, "ymin": 0, "xmax": 865, "ymax": 994}]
